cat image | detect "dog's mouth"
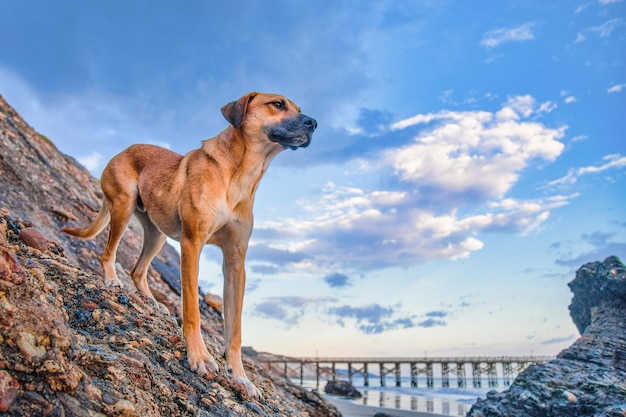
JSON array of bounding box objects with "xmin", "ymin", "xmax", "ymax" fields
[{"xmin": 265, "ymin": 114, "xmax": 317, "ymax": 150}]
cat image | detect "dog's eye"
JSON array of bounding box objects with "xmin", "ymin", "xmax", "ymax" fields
[{"xmin": 270, "ymin": 101, "xmax": 285, "ymax": 110}]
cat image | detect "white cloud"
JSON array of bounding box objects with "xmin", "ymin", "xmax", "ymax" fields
[
  {"xmin": 251, "ymin": 96, "xmax": 571, "ymax": 272},
  {"xmin": 547, "ymin": 154, "xmax": 626, "ymax": 187},
  {"xmin": 608, "ymin": 83, "xmax": 626, "ymax": 93},
  {"xmin": 388, "ymin": 95, "xmax": 566, "ymax": 199},
  {"xmin": 592, "ymin": 18, "xmax": 624, "ymax": 37},
  {"xmin": 252, "ymin": 182, "xmax": 572, "ymax": 271},
  {"xmin": 538, "ymin": 101, "xmax": 557, "ymax": 113},
  {"xmin": 503, "ymin": 95, "xmax": 536, "ymax": 117},
  {"xmin": 438, "ymin": 89, "xmax": 498, "ymax": 106},
  {"xmin": 576, "ymin": 18, "xmax": 624, "ymax": 43},
  {"xmin": 564, "ymin": 96, "xmax": 578, "ymax": 104},
  {"xmin": 481, "ymin": 22, "xmax": 536, "ymax": 49},
  {"xmin": 78, "ymin": 152, "xmax": 104, "ymax": 173}
]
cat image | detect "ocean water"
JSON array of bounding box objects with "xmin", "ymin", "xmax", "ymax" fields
[
  {"xmin": 346, "ymin": 386, "xmax": 484, "ymax": 416},
  {"xmin": 294, "ymin": 375, "xmax": 495, "ymax": 416}
]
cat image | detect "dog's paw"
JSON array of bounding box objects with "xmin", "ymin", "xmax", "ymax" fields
[
  {"xmin": 237, "ymin": 377, "xmax": 262, "ymax": 399},
  {"xmin": 188, "ymin": 352, "xmax": 219, "ymax": 378},
  {"xmin": 148, "ymin": 299, "xmax": 170, "ymax": 316},
  {"xmin": 103, "ymin": 276, "xmax": 123, "ymax": 287}
]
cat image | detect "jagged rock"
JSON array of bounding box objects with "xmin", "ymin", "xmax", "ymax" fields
[
  {"xmin": 0, "ymin": 95, "xmax": 340, "ymax": 416},
  {"xmin": 568, "ymin": 255, "xmax": 626, "ymax": 334},
  {"xmin": 467, "ymin": 256, "xmax": 626, "ymax": 417},
  {"xmin": 324, "ymin": 380, "xmax": 363, "ymax": 398}
]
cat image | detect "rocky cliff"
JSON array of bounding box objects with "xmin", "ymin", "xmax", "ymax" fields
[
  {"xmin": 0, "ymin": 95, "xmax": 340, "ymax": 416},
  {"xmin": 467, "ymin": 256, "xmax": 626, "ymax": 417}
]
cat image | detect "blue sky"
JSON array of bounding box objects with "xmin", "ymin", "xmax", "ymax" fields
[{"xmin": 1, "ymin": 0, "xmax": 624, "ymax": 358}]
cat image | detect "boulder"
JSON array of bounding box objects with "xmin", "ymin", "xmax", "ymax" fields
[{"xmin": 324, "ymin": 379, "xmax": 363, "ymax": 398}]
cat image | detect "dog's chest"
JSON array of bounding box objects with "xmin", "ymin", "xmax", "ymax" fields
[{"xmin": 225, "ymin": 165, "xmax": 265, "ymax": 209}]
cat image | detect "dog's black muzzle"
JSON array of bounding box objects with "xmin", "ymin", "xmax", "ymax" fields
[{"xmin": 265, "ymin": 114, "xmax": 317, "ymax": 150}]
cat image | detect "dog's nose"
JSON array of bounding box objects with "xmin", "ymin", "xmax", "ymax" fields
[{"xmin": 302, "ymin": 116, "xmax": 317, "ymax": 131}]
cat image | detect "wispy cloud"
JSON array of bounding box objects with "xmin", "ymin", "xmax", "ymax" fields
[
  {"xmin": 554, "ymin": 230, "xmax": 626, "ymax": 269},
  {"xmin": 329, "ymin": 303, "xmax": 415, "ymax": 334},
  {"xmin": 481, "ymin": 22, "xmax": 536, "ymax": 49},
  {"xmin": 578, "ymin": 0, "xmax": 625, "ymax": 15},
  {"xmin": 608, "ymin": 83, "xmax": 626, "ymax": 93},
  {"xmin": 425, "ymin": 310, "xmax": 448, "ymax": 318},
  {"xmin": 255, "ymin": 298, "xmax": 436, "ymax": 335},
  {"xmin": 541, "ymin": 335, "xmax": 576, "ymax": 345},
  {"xmin": 576, "ymin": 2, "xmax": 592, "ymax": 13},
  {"xmin": 560, "ymin": 90, "xmax": 578, "ymax": 104},
  {"xmin": 323, "ymin": 272, "xmax": 352, "ymax": 288},
  {"xmin": 253, "ymin": 296, "xmax": 336, "ymax": 326},
  {"xmin": 418, "ymin": 310, "xmax": 449, "ymax": 328},
  {"xmin": 418, "ymin": 318, "xmax": 447, "ymax": 328},
  {"xmin": 575, "ymin": 18, "xmax": 625, "ymax": 43},
  {"xmin": 592, "ymin": 18, "xmax": 624, "ymax": 37},
  {"xmin": 547, "ymin": 154, "xmax": 626, "ymax": 187}
]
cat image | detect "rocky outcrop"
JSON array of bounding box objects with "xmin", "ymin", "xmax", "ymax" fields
[
  {"xmin": 467, "ymin": 256, "xmax": 626, "ymax": 417},
  {"xmin": 0, "ymin": 95, "xmax": 340, "ymax": 416},
  {"xmin": 324, "ymin": 380, "xmax": 362, "ymax": 398}
]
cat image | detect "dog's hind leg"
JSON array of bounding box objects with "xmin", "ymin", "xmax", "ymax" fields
[
  {"xmin": 131, "ymin": 212, "xmax": 167, "ymax": 303},
  {"xmin": 100, "ymin": 193, "xmax": 136, "ymax": 287}
]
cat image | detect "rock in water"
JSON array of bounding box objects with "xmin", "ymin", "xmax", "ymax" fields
[
  {"xmin": 324, "ymin": 380, "xmax": 363, "ymax": 398},
  {"xmin": 467, "ymin": 256, "xmax": 626, "ymax": 417}
]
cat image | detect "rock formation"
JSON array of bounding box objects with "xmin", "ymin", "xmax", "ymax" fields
[
  {"xmin": 323, "ymin": 380, "xmax": 362, "ymax": 398},
  {"xmin": 0, "ymin": 95, "xmax": 340, "ymax": 416},
  {"xmin": 467, "ymin": 256, "xmax": 626, "ymax": 417}
]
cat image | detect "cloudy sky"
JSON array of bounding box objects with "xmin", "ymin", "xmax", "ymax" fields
[{"xmin": 1, "ymin": 0, "xmax": 624, "ymax": 358}]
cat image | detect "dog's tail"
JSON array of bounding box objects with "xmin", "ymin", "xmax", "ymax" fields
[{"xmin": 62, "ymin": 200, "xmax": 111, "ymax": 239}]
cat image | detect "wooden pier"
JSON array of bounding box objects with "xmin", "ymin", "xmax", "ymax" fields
[{"xmin": 258, "ymin": 356, "xmax": 552, "ymax": 389}]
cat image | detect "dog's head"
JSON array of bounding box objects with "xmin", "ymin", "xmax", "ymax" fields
[{"xmin": 221, "ymin": 92, "xmax": 317, "ymax": 150}]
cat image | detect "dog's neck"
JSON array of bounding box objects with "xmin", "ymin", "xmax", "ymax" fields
[{"xmin": 202, "ymin": 126, "xmax": 284, "ymax": 205}]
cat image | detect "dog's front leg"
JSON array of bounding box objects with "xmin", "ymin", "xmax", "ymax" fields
[
  {"xmin": 222, "ymin": 240, "xmax": 262, "ymax": 398},
  {"xmin": 180, "ymin": 234, "xmax": 219, "ymax": 377}
]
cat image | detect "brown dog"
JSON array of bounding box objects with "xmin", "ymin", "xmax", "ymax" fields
[{"xmin": 63, "ymin": 92, "xmax": 316, "ymax": 397}]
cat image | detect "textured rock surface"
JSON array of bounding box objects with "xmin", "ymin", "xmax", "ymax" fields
[
  {"xmin": 467, "ymin": 256, "xmax": 626, "ymax": 417},
  {"xmin": 0, "ymin": 95, "xmax": 340, "ymax": 416}
]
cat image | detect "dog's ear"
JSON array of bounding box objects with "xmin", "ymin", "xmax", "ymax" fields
[{"xmin": 221, "ymin": 92, "xmax": 258, "ymax": 128}]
